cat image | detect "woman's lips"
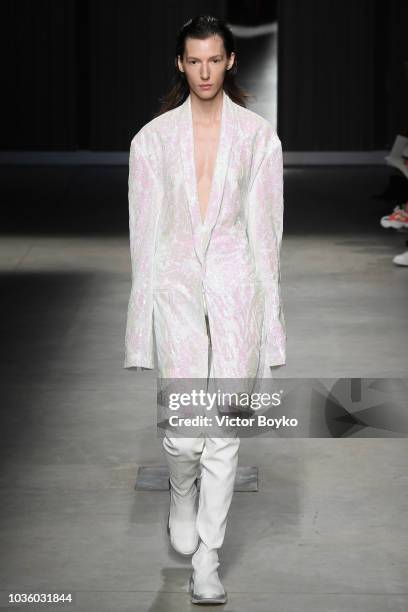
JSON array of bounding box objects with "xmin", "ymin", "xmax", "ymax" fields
[{"xmin": 199, "ymin": 84, "xmax": 212, "ymax": 89}]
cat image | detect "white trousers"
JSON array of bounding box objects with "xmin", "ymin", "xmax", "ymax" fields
[
  {"xmin": 162, "ymin": 306, "xmax": 241, "ymax": 550},
  {"xmin": 162, "ymin": 433, "xmax": 240, "ymax": 550}
]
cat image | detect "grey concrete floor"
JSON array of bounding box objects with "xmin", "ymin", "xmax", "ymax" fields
[{"xmin": 0, "ymin": 165, "xmax": 407, "ymax": 611}]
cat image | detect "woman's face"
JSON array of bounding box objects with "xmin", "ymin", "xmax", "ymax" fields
[{"xmin": 177, "ymin": 34, "xmax": 235, "ymax": 99}]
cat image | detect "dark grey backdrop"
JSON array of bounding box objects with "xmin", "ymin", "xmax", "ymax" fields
[{"xmin": 2, "ymin": 0, "xmax": 407, "ymax": 151}]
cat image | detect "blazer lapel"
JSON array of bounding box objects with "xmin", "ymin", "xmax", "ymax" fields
[{"xmin": 179, "ymin": 89, "xmax": 235, "ymax": 264}]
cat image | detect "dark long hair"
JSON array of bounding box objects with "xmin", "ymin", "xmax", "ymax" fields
[{"xmin": 154, "ymin": 15, "xmax": 252, "ymax": 117}]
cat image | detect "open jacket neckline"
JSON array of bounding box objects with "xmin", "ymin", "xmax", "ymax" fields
[
  {"xmin": 179, "ymin": 89, "xmax": 235, "ymax": 265},
  {"xmin": 189, "ymin": 90, "xmax": 225, "ymax": 227}
]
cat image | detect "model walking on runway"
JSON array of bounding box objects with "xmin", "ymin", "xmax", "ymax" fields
[{"xmin": 124, "ymin": 14, "xmax": 286, "ymax": 605}]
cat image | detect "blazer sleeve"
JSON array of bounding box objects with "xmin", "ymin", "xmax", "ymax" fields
[
  {"xmin": 124, "ymin": 137, "xmax": 162, "ymax": 369},
  {"xmin": 247, "ymin": 132, "xmax": 286, "ymax": 367}
]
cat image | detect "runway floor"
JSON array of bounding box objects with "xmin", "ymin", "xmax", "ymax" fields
[{"xmin": 0, "ymin": 164, "xmax": 407, "ymax": 610}]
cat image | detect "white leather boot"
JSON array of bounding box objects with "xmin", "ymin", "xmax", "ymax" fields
[
  {"xmin": 196, "ymin": 436, "xmax": 240, "ymax": 549},
  {"xmin": 189, "ymin": 436, "xmax": 240, "ymax": 604},
  {"xmin": 162, "ymin": 434, "xmax": 204, "ymax": 555},
  {"xmin": 167, "ymin": 476, "xmax": 200, "ymax": 555},
  {"xmin": 190, "ymin": 541, "xmax": 227, "ymax": 604}
]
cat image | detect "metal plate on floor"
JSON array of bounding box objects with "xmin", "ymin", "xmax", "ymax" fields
[{"xmin": 135, "ymin": 465, "xmax": 258, "ymax": 492}]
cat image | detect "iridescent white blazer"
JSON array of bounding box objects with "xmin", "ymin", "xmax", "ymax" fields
[{"xmin": 124, "ymin": 89, "xmax": 286, "ymax": 379}]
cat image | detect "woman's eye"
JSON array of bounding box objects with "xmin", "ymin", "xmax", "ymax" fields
[{"xmin": 187, "ymin": 59, "xmax": 220, "ymax": 64}]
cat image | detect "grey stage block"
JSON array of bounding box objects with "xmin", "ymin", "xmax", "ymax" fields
[{"xmin": 135, "ymin": 465, "xmax": 258, "ymax": 492}]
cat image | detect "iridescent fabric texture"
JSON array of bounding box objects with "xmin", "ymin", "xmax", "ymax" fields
[{"xmin": 124, "ymin": 89, "xmax": 286, "ymax": 379}]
